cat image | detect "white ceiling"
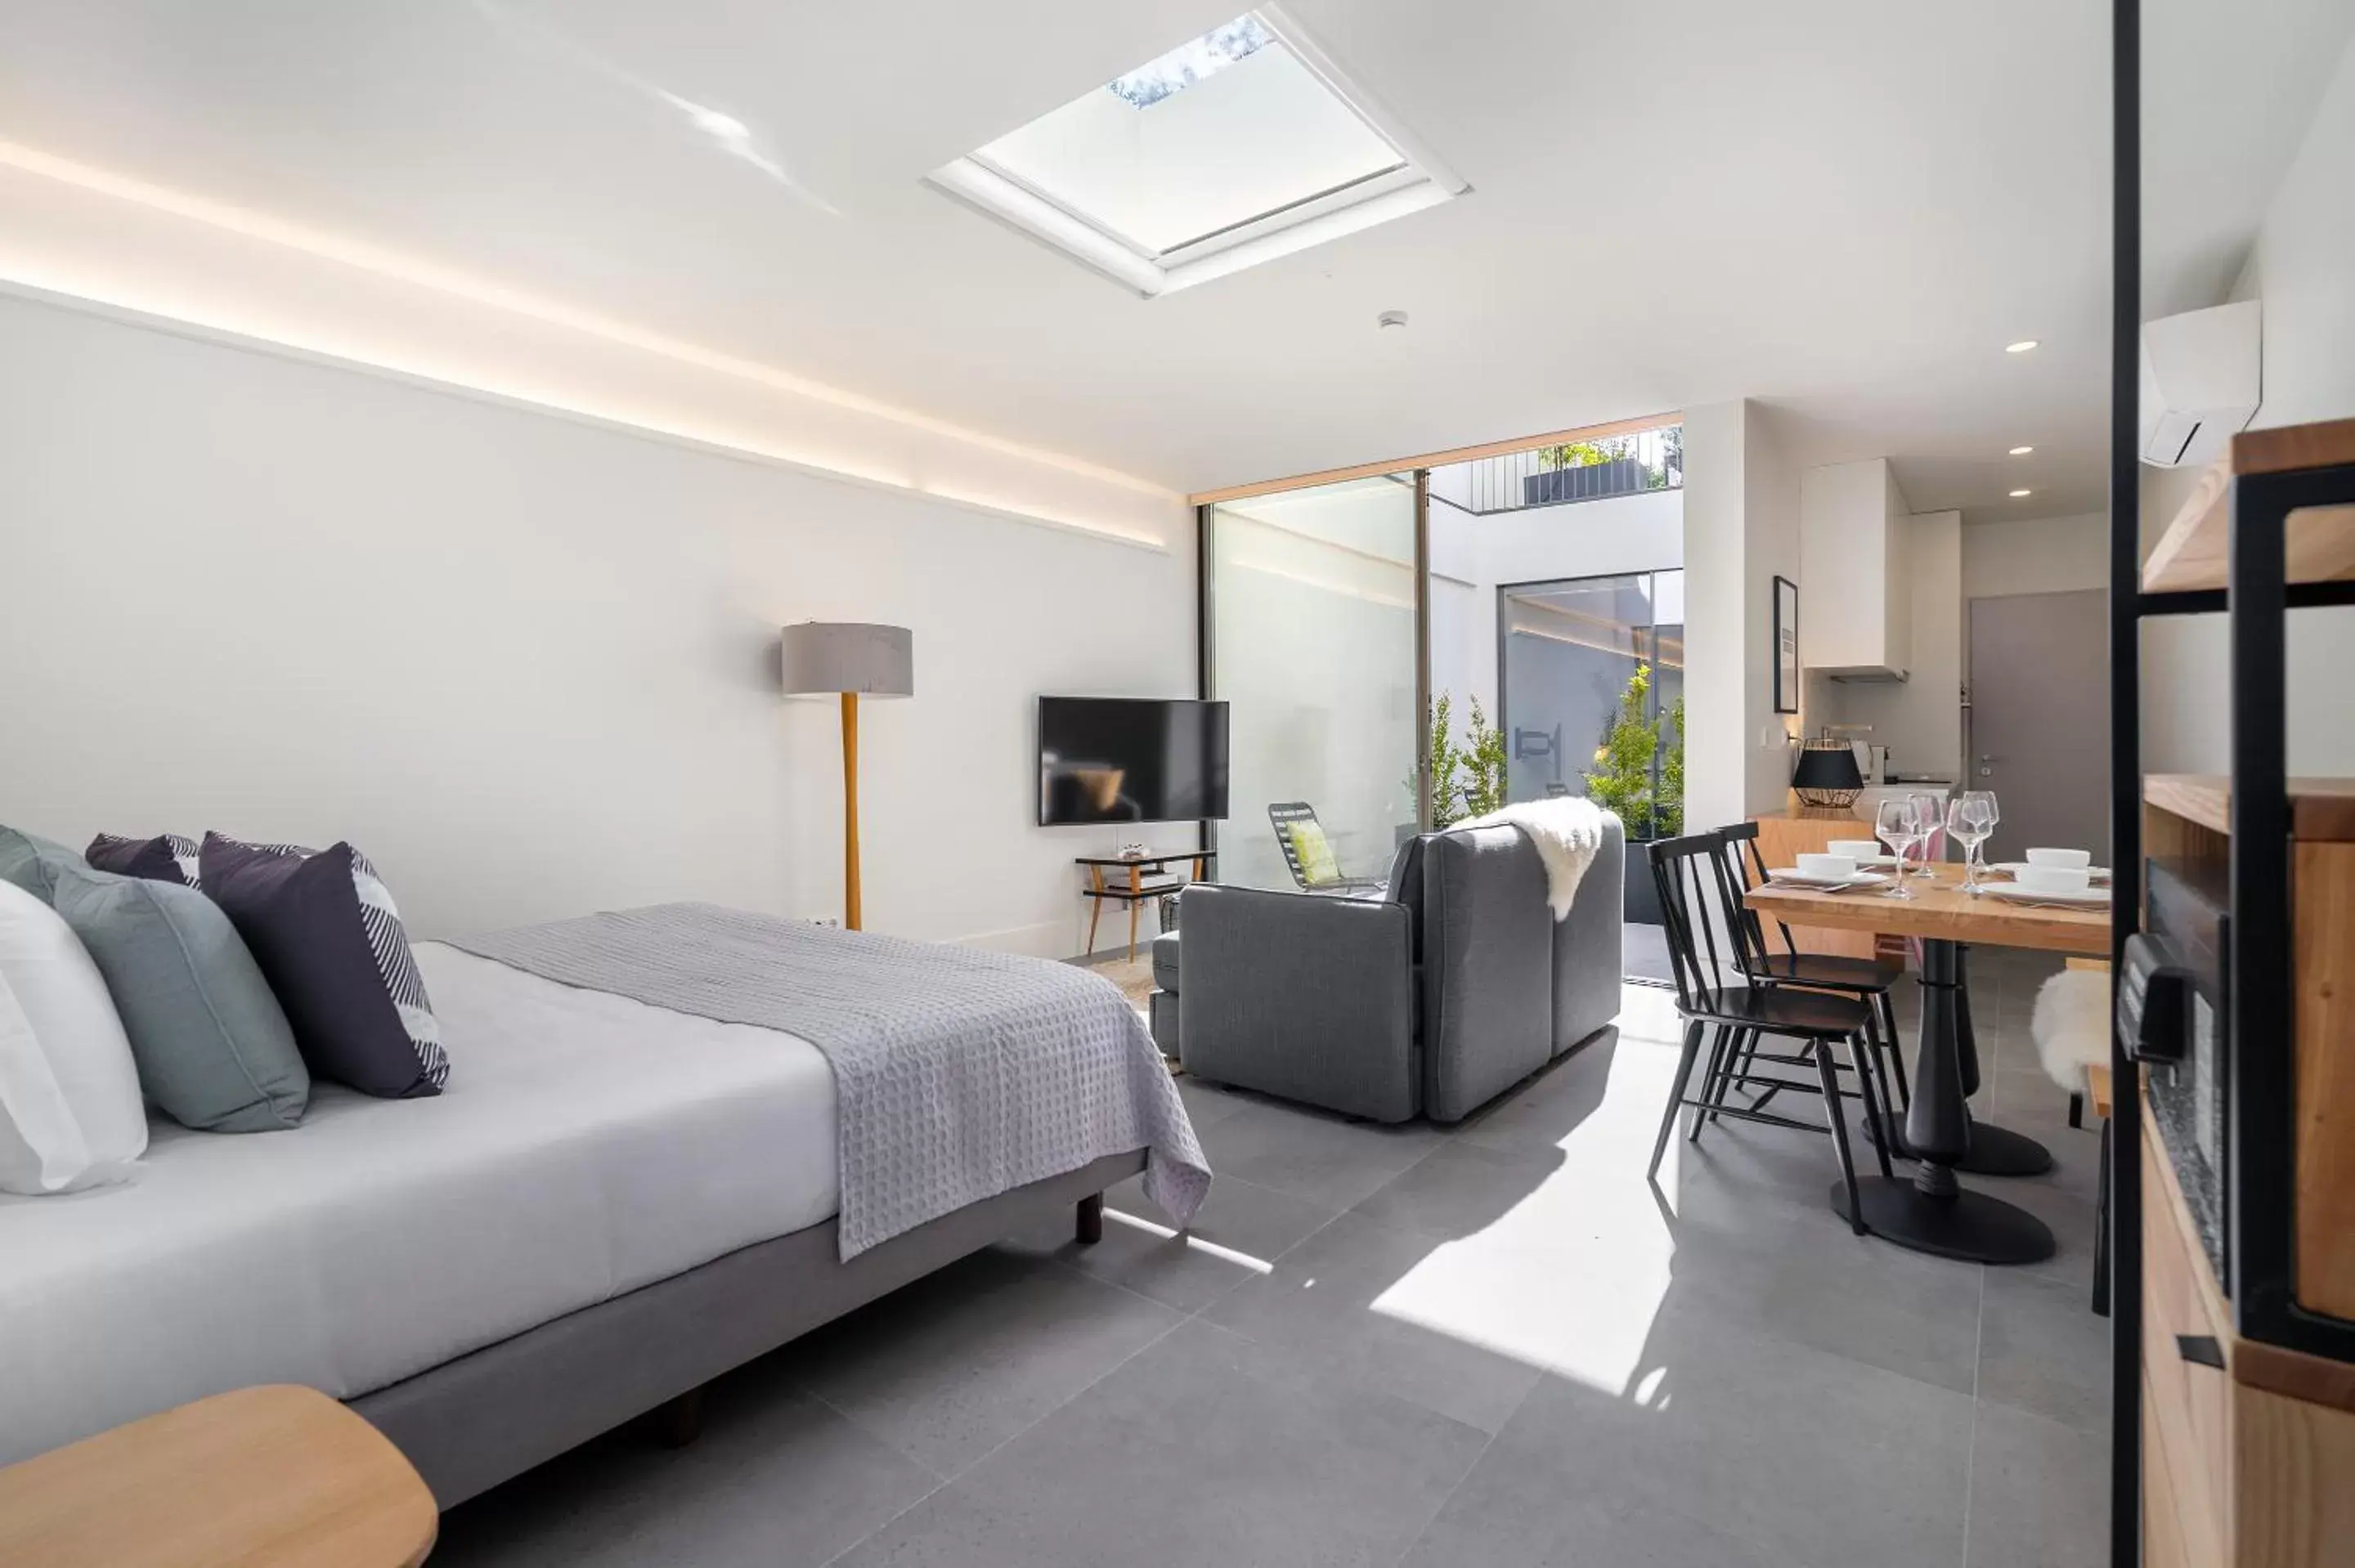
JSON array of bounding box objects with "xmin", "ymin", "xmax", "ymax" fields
[{"xmin": 0, "ymin": 0, "xmax": 2346, "ymax": 524}]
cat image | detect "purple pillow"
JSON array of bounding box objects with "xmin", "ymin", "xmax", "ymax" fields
[
  {"xmin": 198, "ymin": 833, "xmax": 446, "ymax": 1098},
  {"xmin": 87, "ymin": 832, "xmax": 203, "ymax": 889}
]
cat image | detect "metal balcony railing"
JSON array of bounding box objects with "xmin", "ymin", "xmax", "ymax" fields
[{"xmin": 1445, "ymin": 425, "xmax": 1683, "ymax": 516}]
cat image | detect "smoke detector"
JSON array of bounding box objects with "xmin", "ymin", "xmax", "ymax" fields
[{"xmin": 1377, "ymin": 309, "xmax": 1409, "ymax": 329}]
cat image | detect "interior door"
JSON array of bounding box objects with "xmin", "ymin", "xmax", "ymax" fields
[{"xmin": 1965, "ymin": 589, "xmax": 2110, "ymax": 863}]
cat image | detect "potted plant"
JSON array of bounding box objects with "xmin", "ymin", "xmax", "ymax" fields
[
  {"xmin": 1582, "ymin": 663, "xmax": 1684, "ymax": 925},
  {"xmin": 1403, "ymin": 693, "xmax": 1509, "ymax": 841},
  {"xmin": 1520, "ymin": 434, "xmax": 1670, "ymax": 507}
]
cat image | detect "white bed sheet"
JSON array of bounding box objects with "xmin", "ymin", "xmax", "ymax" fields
[{"xmin": 0, "ymin": 945, "xmax": 837, "ymax": 1466}]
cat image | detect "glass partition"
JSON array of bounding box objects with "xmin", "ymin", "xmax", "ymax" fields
[
  {"xmin": 1499, "ymin": 570, "xmax": 1684, "ymax": 831},
  {"xmin": 1207, "ymin": 475, "xmax": 1421, "ymax": 890}
]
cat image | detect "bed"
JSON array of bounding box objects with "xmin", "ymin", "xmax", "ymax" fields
[{"xmin": 1, "ymin": 924, "xmax": 1204, "ymax": 1506}]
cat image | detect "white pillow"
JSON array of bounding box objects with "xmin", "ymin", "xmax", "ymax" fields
[
  {"xmin": 0, "ymin": 970, "xmax": 103, "ymax": 1194},
  {"xmin": 0, "ymin": 879, "xmax": 146, "ymax": 1168}
]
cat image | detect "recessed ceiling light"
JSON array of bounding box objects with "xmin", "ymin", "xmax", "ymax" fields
[
  {"xmin": 2008, "ymin": 445, "xmax": 2034, "ymax": 456},
  {"xmin": 2009, "ymin": 488, "xmax": 2033, "ymax": 498},
  {"xmin": 2005, "ymin": 339, "xmax": 2039, "ymax": 354}
]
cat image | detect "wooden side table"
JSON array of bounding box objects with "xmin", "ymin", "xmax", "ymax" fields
[
  {"xmin": 0, "ymin": 1385, "xmax": 437, "ymax": 1568},
  {"xmin": 1076, "ymin": 851, "xmax": 1213, "ymax": 961}
]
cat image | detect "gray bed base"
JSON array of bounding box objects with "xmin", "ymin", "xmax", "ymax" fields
[{"xmin": 352, "ymin": 1149, "xmax": 1143, "ymax": 1508}]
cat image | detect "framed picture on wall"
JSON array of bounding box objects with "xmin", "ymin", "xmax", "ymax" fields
[{"xmin": 1772, "ymin": 576, "xmax": 1800, "ymax": 714}]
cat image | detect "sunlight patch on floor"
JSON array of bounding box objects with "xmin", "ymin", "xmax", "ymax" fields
[
  {"xmin": 1367, "ymin": 1217, "xmax": 1675, "ymax": 1396},
  {"xmin": 1103, "ymin": 1205, "xmax": 1276, "ymax": 1274}
]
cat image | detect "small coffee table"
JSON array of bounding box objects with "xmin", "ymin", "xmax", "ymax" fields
[{"xmin": 0, "ymin": 1384, "xmax": 438, "ymax": 1567}]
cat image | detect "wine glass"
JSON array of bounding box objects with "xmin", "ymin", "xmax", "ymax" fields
[
  {"xmin": 1960, "ymin": 790, "xmax": 2000, "ymax": 884},
  {"xmin": 1947, "ymin": 794, "xmax": 1994, "ymax": 891},
  {"xmin": 1875, "ymin": 797, "xmax": 1922, "ymax": 899},
  {"xmin": 1908, "ymin": 791, "xmax": 1945, "ymax": 877}
]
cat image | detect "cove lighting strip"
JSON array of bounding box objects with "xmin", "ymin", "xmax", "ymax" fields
[{"xmin": 0, "ymin": 138, "xmax": 1181, "ymax": 548}]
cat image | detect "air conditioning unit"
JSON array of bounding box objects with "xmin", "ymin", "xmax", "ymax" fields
[{"xmin": 2138, "ymin": 300, "xmax": 2261, "ymax": 468}]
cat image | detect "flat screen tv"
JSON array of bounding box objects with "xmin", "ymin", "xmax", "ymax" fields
[{"xmin": 1038, "ymin": 697, "xmax": 1230, "ymax": 826}]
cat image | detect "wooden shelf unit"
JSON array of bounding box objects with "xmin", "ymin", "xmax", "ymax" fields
[
  {"xmin": 2139, "ymin": 1112, "xmax": 2355, "ymax": 1568},
  {"xmin": 2144, "ymin": 774, "xmax": 2355, "ymax": 842},
  {"xmin": 2141, "ymin": 418, "xmax": 2355, "ymax": 594},
  {"xmin": 2140, "ymin": 773, "xmax": 2355, "ymax": 1340},
  {"xmin": 2126, "ymin": 415, "xmax": 2355, "ymax": 1565}
]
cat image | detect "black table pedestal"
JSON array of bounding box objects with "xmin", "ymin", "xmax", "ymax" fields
[
  {"xmin": 1830, "ymin": 1179, "xmax": 2057, "ymax": 1264},
  {"xmin": 1834, "ymin": 939, "xmax": 2056, "ymax": 1265},
  {"xmin": 1858, "ymin": 946, "xmax": 2055, "ymax": 1177}
]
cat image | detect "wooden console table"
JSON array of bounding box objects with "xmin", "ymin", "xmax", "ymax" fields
[{"xmin": 1077, "ymin": 850, "xmax": 1213, "ymax": 961}]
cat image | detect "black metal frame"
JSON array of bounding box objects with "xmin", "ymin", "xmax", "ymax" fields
[
  {"xmin": 2105, "ymin": 3, "xmax": 2142, "ymax": 1555},
  {"xmin": 2215, "ymin": 464, "xmax": 2355, "ymax": 1365},
  {"xmin": 1771, "ymin": 574, "xmax": 1800, "ymax": 714},
  {"xmin": 1197, "ymin": 501, "xmax": 1218, "ymax": 871}
]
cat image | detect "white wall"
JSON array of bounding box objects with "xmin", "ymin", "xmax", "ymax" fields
[
  {"xmin": 1742, "ymin": 410, "xmax": 1803, "ymax": 814},
  {"xmin": 0, "ymin": 292, "xmax": 1194, "ymax": 956},
  {"xmin": 1962, "ymin": 512, "xmax": 2109, "ymax": 599},
  {"xmin": 0, "ymin": 157, "xmax": 1188, "ymax": 546},
  {"xmin": 1426, "ymin": 487, "xmax": 1684, "ymax": 724},
  {"xmin": 1683, "ymin": 399, "xmax": 1801, "ymax": 832},
  {"xmin": 2144, "ymin": 31, "xmax": 2355, "ymax": 775}
]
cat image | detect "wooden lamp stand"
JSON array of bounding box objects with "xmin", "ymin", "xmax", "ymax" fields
[
  {"xmin": 840, "ymin": 691, "xmax": 862, "ymax": 930},
  {"xmin": 778, "ymin": 622, "xmax": 913, "ymax": 934}
]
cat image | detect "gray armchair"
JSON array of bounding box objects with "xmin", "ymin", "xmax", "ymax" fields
[{"xmin": 1170, "ymin": 817, "xmax": 1624, "ymax": 1123}]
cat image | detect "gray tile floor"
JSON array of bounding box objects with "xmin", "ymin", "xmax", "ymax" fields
[{"xmin": 433, "ymin": 948, "xmax": 2111, "ymax": 1568}]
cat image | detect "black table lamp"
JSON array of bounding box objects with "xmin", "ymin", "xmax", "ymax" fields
[{"xmin": 1792, "ymin": 740, "xmax": 1865, "ymax": 811}]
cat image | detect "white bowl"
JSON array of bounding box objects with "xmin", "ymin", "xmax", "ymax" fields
[
  {"xmin": 2025, "ymin": 847, "xmax": 2093, "ymax": 870},
  {"xmin": 2016, "ymin": 863, "xmax": 2093, "ymax": 895},
  {"xmin": 1795, "ymin": 853, "xmax": 1858, "ymax": 880},
  {"xmin": 1826, "ymin": 840, "xmax": 1881, "ymax": 860}
]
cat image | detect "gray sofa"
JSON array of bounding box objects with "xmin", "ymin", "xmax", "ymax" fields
[{"xmin": 1159, "ymin": 818, "xmax": 1623, "ymax": 1123}]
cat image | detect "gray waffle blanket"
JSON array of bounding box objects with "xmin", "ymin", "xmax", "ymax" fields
[{"xmin": 451, "ymin": 903, "xmax": 1209, "ymax": 1259}]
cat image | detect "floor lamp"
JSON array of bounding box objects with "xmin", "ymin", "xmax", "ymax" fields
[{"xmin": 780, "ymin": 622, "xmax": 913, "ymax": 931}]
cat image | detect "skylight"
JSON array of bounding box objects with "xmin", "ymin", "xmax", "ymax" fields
[
  {"xmin": 1108, "ymin": 16, "xmax": 1272, "ymax": 109},
  {"xmin": 928, "ymin": 7, "xmax": 1466, "ymax": 298}
]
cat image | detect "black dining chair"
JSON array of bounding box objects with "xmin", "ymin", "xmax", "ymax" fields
[
  {"xmin": 1713, "ymin": 822, "xmax": 1913, "ymax": 1131},
  {"xmin": 1644, "ymin": 832, "xmax": 1895, "ymax": 1232}
]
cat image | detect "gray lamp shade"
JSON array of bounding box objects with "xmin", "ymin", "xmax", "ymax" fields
[{"xmin": 780, "ymin": 622, "xmax": 913, "ymax": 697}]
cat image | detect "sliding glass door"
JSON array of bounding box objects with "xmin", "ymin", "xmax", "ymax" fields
[
  {"xmin": 1498, "ymin": 570, "xmax": 1684, "ymax": 828},
  {"xmin": 1206, "ymin": 475, "xmax": 1423, "ymax": 890}
]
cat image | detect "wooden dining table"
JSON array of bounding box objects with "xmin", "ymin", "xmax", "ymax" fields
[{"xmin": 1745, "ymin": 862, "xmax": 2109, "ymax": 1266}]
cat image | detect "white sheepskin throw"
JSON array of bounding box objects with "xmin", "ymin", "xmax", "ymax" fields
[
  {"xmin": 2031, "ymin": 968, "xmax": 2111, "ymax": 1094},
  {"xmin": 1452, "ymin": 797, "xmax": 1613, "ymax": 921}
]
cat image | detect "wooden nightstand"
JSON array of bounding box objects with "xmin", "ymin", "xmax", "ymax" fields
[{"xmin": 0, "ymin": 1385, "xmax": 437, "ymax": 1567}]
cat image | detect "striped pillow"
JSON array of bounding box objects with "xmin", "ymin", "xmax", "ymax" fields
[
  {"xmin": 87, "ymin": 832, "xmax": 203, "ymax": 889},
  {"xmin": 197, "ymin": 833, "xmax": 446, "ymax": 1097}
]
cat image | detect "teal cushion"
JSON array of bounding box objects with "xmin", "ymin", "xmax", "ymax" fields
[
  {"xmin": 47, "ymin": 860, "xmax": 310, "ymax": 1132},
  {"xmin": 0, "ymin": 824, "xmax": 79, "ymax": 903}
]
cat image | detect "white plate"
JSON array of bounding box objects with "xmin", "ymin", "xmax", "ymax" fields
[
  {"xmin": 1980, "ymin": 883, "xmax": 2111, "ymax": 907},
  {"xmin": 1989, "ymin": 862, "xmax": 2111, "ymax": 881},
  {"xmin": 1766, "ymin": 868, "xmax": 1893, "ymax": 890}
]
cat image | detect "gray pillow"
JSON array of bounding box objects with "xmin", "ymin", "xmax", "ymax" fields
[
  {"xmin": 0, "ymin": 824, "xmax": 78, "ymax": 903},
  {"xmin": 47, "ymin": 859, "xmax": 310, "ymax": 1132}
]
